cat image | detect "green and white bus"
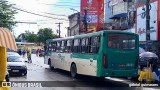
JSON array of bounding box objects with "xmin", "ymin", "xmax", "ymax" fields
[{"xmin": 44, "ymin": 30, "xmax": 139, "ymax": 78}]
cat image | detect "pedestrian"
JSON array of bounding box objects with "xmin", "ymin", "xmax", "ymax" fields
[
  {"xmin": 39, "ymin": 49, "xmax": 42, "ymax": 57},
  {"xmin": 18, "ymin": 49, "xmax": 22, "ymax": 56},
  {"xmin": 22, "ymin": 49, "xmax": 26, "ymax": 57},
  {"xmin": 36, "ymin": 49, "xmax": 39, "ymax": 57},
  {"xmin": 148, "ymin": 59, "xmax": 160, "ymax": 82},
  {"xmin": 27, "ymin": 50, "xmax": 32, "ymax": 63}
]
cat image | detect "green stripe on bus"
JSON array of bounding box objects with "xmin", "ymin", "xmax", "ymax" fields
[{"xmin": 72, "ymin": 53, "xmax": 98, "ymax": 60}]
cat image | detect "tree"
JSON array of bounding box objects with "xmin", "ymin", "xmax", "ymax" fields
[
  {"xmin": 37, "ymin": 28, "xmax": 58, "ymax": 44},
  {"xmin": 26, "ymin": 33, "xmax": 38, "ymax": 43},
  {"xmin": 17, "ymin": 30, "xmax": 38, "ymax": 42},
  {"xmin": 17, "ymin": 30, "xmax": 30, "ymax": 41},
  {"xmin": 0, "ymin": 0, "xmax": 17, "ymax": 30}
]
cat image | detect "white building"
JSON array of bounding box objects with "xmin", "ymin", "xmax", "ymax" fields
[{"xmin": 68, "ymin": 12, "xmax": 80, "ymax": 36}]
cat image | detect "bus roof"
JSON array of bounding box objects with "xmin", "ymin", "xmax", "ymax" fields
[{"xmin": 46, "ymin": 30, "xmax": 137, "ymax": 42}]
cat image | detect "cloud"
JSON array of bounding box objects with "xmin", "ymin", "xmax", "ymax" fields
[
  {"xmin": 9, "ymin": 0, "xmax": 58, "ymax": 12},
  {"xmin": 8, "ymin": 0, "xmax": 69, "ymax": 37}
]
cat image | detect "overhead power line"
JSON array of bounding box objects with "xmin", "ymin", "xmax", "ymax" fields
[
  {"xmin": 41, "ymin": 12, "xmax": 68, "ymax": 17},
  {"xmin": 39, "ymin": 3, "xmax": 80, "ymax": 7},
  {"xmin": 56, "ymin": 2, "xmax": 80, "ymax": 4},
  {"xmin": 15, "ymin": 21, "xmax": 37, "ymax": 24},
  {"xmin": 12, "ymin": 7, "xmax": 69, "ymax": 21}
]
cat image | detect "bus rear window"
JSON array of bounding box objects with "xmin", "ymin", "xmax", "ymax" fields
[{"xmin": 108, "ymin": 34, "xmax": 136, "ymax": 49}]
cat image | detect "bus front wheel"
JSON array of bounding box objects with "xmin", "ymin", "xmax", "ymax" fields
[
  {"xmin": 48, "ymin": 59, "xmax": 54, "ymax": 69},
  {"xmin": 70, "ymin": 63, "xmax": 77, "ymax": 78}
]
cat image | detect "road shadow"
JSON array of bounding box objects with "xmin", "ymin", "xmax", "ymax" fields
[{"xmin": 44, "ymin": 68, "xmax": 130, "ymax": 87}]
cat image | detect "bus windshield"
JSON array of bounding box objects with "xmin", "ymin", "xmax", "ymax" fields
[{"xmin": 108, "ymin": 33, "xmax": 136, "ymax": 50}]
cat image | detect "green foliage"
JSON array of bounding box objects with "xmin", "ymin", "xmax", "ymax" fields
[
  {"xmin": 15, "ymin": 38, "xmax": 21, "ymax": 42},
  {"xmin": 17, "ymin": 28, "xmax": 58, "ymax": 44},
  {"xmin": 17, "ymin": 30, "xmax": 30, "ymax": 41},
  {"xmin": 0, "ymin": 0, "xmax": 17, "ymax": 30},
  {"xmin": 27, "ymin": 33, "xmax": 38, "ymax": 43},
  {"xmin": 37, "ymin": 28, "xmax": 58, "ymax": 44}
]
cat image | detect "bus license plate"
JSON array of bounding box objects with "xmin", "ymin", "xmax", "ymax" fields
[{"xmin": 12, "ymin": 70, "xmax": 19, "ymax": 72}]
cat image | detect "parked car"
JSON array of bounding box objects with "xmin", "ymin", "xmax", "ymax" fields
[
  {"xmin": 31, "ymin": 49, "xmax": 36, "ymax": 54},
  {"xmin": 7, "ymin": 56, "xmax": 27, "ymax": 75},
  {"xmin": 7, "ymin": 52, "xmax": 28, "ymax": 62},
  {"xmin": 7, "ymin": 52, "xmax": 20, "ymax": 57}
]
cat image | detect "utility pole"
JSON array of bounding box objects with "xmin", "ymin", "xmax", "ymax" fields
[
  {"xmin": 78, "ymin": 13, "xmax": 80, "ymax": 35},
  {"xmin": 145, "ymin": 0, "xmax": 150, "ymax": 51},
  {"xmin": 127, "ymin": 0, "xmax": 129, "ymax": 29},
  {"xmin": 55, "ymin": 22, "xmax": 63, "ymax": 38},
  {"xmin": 84, "ymin": 8, "xmax": 88, "ymax": 33}
]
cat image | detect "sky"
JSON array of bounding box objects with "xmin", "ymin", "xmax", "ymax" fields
[{"xmin": 7, "ymin": 0, "xmax": 80, "ymax": 37}]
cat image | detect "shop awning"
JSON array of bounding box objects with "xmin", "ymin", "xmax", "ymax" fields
[
  {"xmin": 0, "ymin": 28, "xmax": 17, "ymax": 51},
  {"xmin": 110, "ymin": 13, "xmax": 128, "ymax": 19}
]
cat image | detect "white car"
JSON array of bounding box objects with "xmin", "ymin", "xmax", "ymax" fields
[
  {"xmin": 7, "ymin": 56, "xmax": 27, "ymax": 75},
  {"xmin": 7, "ymin": 52, "xmax": 20, "ymax": 57},
  {"xmin": 7, "ymin": 52, "xmax": 28, "ymax": 62}
]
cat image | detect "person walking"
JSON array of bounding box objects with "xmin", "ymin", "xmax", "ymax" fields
[
  {"xmin": 36, "ymin": 49, "xmax": 39, "ymax": 57},
  {"xmin": 27, "ymin": 50, "xmax": 32, "ymax": 63},
  {"xmin": 39, "ymin": 49, "xmax": 42, "ymax": 57},
  {"xmin": 22, "ymin": 49, "xmax": 26, "ymax": 57},
  {"xmin": 18, "ymin": 49, "xmax": 22, "ymax": 56}
]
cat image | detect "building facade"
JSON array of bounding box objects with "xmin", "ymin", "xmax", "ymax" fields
[
  {"xmin": 105, "ymin": 0, "xmax": 136, "ymax": 30},
  {"xmin": 68, "ymin": 12, "xmax": 80, "ymax": 36},
  {"xmin": 133, "ymin": 0, "xmax": 160, "ymax": 53},
  {"xmin": 104, "ymin": 0, "xmax": 112, "ymax": 29}
]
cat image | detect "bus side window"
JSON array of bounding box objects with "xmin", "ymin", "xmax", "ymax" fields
[
  {"xmin": 71, "ymin": 40, "xmax": 73, "ymax": 52},
  {"xmin": 56, "ymin": 41, "xmax": 61, "ymax": 52},
  {"xmin": 81, "ymin": 38, "xmax": 89, "ymax": 53},
  {"xmin": 66, "ymin": 39, "xmax": 72, "ymax": 53},
  {"xmin": 73, "ymin": 39, "xmax": 79, "ymax": 53},
  {"xmin": 96, "ymin": 36, "xmax": 101, "ymax": 52},
  {"xmin": 61, "ymin": 40, "xmax": 66, "ymax": 53},
  {"xmin": 86, "ymin": 38, "xmax": 89, "ymax": 53},
  {"xmin": 49, "ymin": 42, "xmax": 52, "ymax": 52},
  {"xmin": 78, "ymin": 39, "xmax": 81, "ymax": 53},
  {"xmin": 81, "ymin": 38, "xmax": 86, "ymax": 53},
  {"xmin": 51, "ymin": 42, "xmax": 56, "ymax": 52},
  {"xmin": 90, "ymin": 36, "xmax": 100, "ymax": 53}
]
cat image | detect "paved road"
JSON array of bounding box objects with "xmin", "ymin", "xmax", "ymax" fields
[{"xmin": 10, "ymin": 54, "xmax": 160, "ymax": 90}]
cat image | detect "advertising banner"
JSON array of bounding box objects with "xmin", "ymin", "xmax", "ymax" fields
[
  {"xmin": 136, "ymin": 1, "xmax": 158, "ymax": 41},
  {"xmin": 80, "ymin": 0, "xmax": 104, "ymax": 33}
]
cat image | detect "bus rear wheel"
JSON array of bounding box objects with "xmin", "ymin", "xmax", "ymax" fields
[{"xmin": 70, "ymin": 63, "xmax": 77, "ymax": 78}]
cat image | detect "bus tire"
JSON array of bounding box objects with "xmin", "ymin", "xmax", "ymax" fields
[
  {"xmin": 48, "ymin": 59, "xmax": 54, "ymax": 69},
  {"xmin": 70, "ymin": 63, "xmax": 77, "ymax": 78},
  {"xmin": 24, "ymin": 71, "xmax": 27, "ymax": 76}
]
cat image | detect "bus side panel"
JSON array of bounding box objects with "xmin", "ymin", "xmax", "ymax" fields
[
  {"xmin": 72, "ymin": 54, "xmax": 97, "ymax": 76},
  {"xmin": 96, "ymin": 33, "xmax": 105, "ymax": 77},
  {"xmin": 49, "ymin": 52, "xmax": 98, "ymax": 76}
]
